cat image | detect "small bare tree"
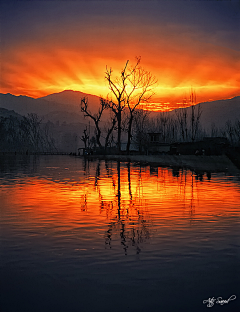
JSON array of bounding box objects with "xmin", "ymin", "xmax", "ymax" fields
[
  {"xmin": 44, "ymin": 122, "xmax": 57, "ymax": 153},
  {"xmin": 20, "ymin": 113, "xmax": 43, "ymax": 153},
  {"xmin": 81, "ymin": 127, "xmax": 89, "ymax": 150},
  {"xmin": 224, "ymin": 119, "xmax": 240, "ymax": 146},
  {"xmin": 175, "ymin": 103, "xmax": 188, "ymax": 142},
  {"xmin": 103, "ymin": 115, "xmax": 117, "ymax": 149},
  {"xmin": 133, "ymin": 109, "xmax": 150, "ymax": 153},
  {"xmin": 189, "ymin": 91, "xmax": 202, "ymax": 142},
  {"xmin": 175, "ymin": 91, "xmax": 201, "ymax": 142},
  {"xmin": 81, "ymin": 97, "xmax": 109, "ymax": 148}
]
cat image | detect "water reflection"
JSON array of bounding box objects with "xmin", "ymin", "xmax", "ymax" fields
[
  {"xmin": 1, "ymin": 155, "xmax": 240, "ymax": 257},
  {"xmin": 1, "ymin": 155, "xmax": 239, "ymax": 312}
]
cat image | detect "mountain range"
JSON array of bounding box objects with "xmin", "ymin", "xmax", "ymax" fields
[{"xmin": 1, "ymin": 89, "xmax": 240, "ymax": 132}]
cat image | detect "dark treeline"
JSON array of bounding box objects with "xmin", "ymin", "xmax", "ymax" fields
[
  {"xmin": 0, "ymin": 113, "xmax": 57, "ymax": 154},
  {"xmin": 135, "ymin": 108, "xmax": 240, "ymax": 148},
  {"xmin": 1, "ymin": 103, "xmax": 239, "ymax": 155}
]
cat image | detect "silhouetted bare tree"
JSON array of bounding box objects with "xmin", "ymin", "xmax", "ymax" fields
[
  {"xmin": 81, "ymin": 97, "xmax": 109, "ymax": 148},
  {"xmin": 103, "ymin": 115, "xmax": 117, "ymax": 149},
  {"xmin": 105, "ymin": 60, "xmax": 133, "ymax": 152},
  {"xmin": 175, "ymin": 91, "xmax": 202, "ymax": 142},
  {"xmin": 224, "ymin": 119, "xmax": 240, "ymax": 146},
  {"xmin": 175, "ymin": 101, "xmax": 189, "ymax": 142},
  {"xmin": 106, "ymin": 57, "xmax": 157, "ymax": 153},
  {"xmin": 133, "ymin": 109, "xmax": 150, "ymax": 153},
  {"xmin": 125, "ymin": 60, "xmax": 157, "ymax": 153},
  {"xmin": 81, "ymin": 127, "xmax": 89, "ymax": 150},
  {"xmin": 189, "ymin": 91, "xmax": 202, "ymax": 142}
]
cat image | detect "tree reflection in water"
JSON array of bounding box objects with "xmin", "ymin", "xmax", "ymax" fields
[
  {"xmin": 80, "ymin": 158, "xmax": 218, "ymax": 255},
  {"xmin": 85, "ymin": 159, "xmax": 151, "ymax": 255}
]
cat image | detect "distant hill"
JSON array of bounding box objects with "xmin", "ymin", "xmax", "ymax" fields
[
  {"xmin": 0, "ymin": 93, "xmax": 75, "ymax": 117},
  {"xmin": 169, "ymin": 96, "xmax": 240, "ymax": 131},
  {"xmin": 0, "ymin": 107, "xmax": 23, "ymax": 120},
  {"xmin": 39, "ymin": 90, "xmax": 101, "ymax": 108},
  {"xmin": 198, "ymin": 96, "xmax": 240, "ymax": 129}
]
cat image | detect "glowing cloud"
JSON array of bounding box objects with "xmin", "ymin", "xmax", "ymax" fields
[{"xmin": 1, "ymin": 1, "xmax": 239, "ymax": 109}]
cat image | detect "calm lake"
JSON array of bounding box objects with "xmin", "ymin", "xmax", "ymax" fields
[{"xmin": 0, "ymin": 155, "xmax": 239, "ymax": 312}]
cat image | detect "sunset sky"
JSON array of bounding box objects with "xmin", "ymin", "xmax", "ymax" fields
[{"xmin": 0, "ymin": 0, "xmax": 240, "ymax": 110}]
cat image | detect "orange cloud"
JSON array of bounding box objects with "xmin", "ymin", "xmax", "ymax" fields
[{"xmin": 1, "ymin": 14, "xmax": 239, "ymax": 109}]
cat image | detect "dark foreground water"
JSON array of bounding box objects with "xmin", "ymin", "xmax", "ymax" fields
[{"xmin": 0, "ymin": 155, "xmax": 239, "ymax": 312}]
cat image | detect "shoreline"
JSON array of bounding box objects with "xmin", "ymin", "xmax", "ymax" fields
[
  {"xmin": 84, "ymin": 154, "xmax": 240, "ymax": 174},
  {"xmin": 1, "ymin": 152, "xmax": 239, "ymax": 175}
]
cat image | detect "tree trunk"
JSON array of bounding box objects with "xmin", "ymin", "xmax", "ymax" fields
[
  {"xmin": 126, "ymin": 114, "xmax": 134, "ymax": 155},
  {"xmin": 95, "ymin": 124, "xmax": 102, "ymax": 148},
  {"xmin": 117, "ymin": 111, "xmax": 121, "ymax": 153},
  {"xmin": 105, "ymin": 118, "xmax": 116, "ymax": 150}
]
